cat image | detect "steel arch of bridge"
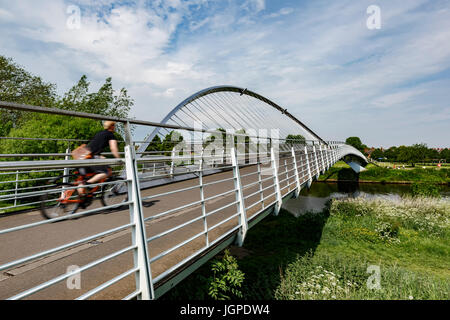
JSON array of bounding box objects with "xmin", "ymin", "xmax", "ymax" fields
[{"xmin": 137, "ymin": 86, "xmax": 328, "ymax": 156}]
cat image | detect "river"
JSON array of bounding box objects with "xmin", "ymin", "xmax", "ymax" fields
[{"xmin": 283, "ymin": 182, "xmax": 450, "ymax": 217}]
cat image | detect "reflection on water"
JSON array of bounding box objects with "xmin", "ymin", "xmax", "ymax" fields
[{"xmin": 283, "ymin": 182, "xmax": 450, "ymax": 217}]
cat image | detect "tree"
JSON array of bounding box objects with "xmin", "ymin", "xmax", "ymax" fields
[
  {"xmin": 0, "ymin": 56, "xmax": 134, "ymax": 160},
  {"xmin": 396, "ymin": 143, "xmax": 428, "ymax": 167},
  {"xmin": 411, "ymin": 143, "xmax": 428, "ymax": 164},
  {"xmin": 440, "ymin": 149, "xmax": 450, "ymax": 162},
  {"xmin": 0, "ymin": 55, "xmax": 57, "ymax": 136},
  {"xmin": 384, "ymin": 146, "xmax": 398, "ymax": 162},
  {"xmin": 57, "ymin": 75, "xmax": 133, "ymax": 137},
  {"xmin": 286, "ymin": 134, "xmax": 306, "ymax": 144},
  {"xmin": 345, "ymin": 136, "xmax": 368, "ymax": 154},
  {"xmin": 58, "ymin": 75, "xmax": 133, "ymax": 119},
  {"xmin": 145, "ymin": 135, "xmax": 163, "ymax": 152},
  {"xmin": 426, "ymin": 148, "xmax": 440, "ymax": 161},
  {"xmin": 370, "ymin": 148, "xmax": 384, "ymax": 160},
  {"xmin": 161, "ymin": 131, "xmax": 184, "ymax": 153},
  {"xmin": 0, "ymin": 114, "xmax": 103, "ymax": 161}
]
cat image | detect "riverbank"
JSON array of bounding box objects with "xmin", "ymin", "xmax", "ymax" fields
[
  {"xmin": 275, "ymin": 196, "xmax": 450, "ymax": 300},
  {"xmin": 163, "ymin": 195, "xmax": 449, "ymax": 300},
  {"xmin": 318, "ymin": 162, "xmax": 449, "ymax": 184}
]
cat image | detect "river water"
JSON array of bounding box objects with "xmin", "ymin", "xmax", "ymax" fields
[{"xmin": 283, "ymin": 182, "xmax": 450, "ymax": 217}]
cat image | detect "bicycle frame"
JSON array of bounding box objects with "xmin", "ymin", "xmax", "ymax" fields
[{"xmin": 58, "ymin": 168, "xmax": 112, "ymax": 204}]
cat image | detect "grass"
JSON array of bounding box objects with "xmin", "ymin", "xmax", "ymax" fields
[
  {"xmin": 163, "ymin": 195, "xmax": 450, "ymax": 300},
  {"xmin": 319, "ymin": 162, "xmax": 450, "ymax": 184},
  {"xmin": 275, "ymin": 196, "xmax": 450, "ymax": 300}
]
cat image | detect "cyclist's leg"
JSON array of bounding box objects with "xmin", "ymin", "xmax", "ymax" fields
[
  {"xmin": 77, "ymin": 167, "xmax": 88, "ymax": 196},
  {"xmin": 86, "ymin": 155, "xmax": 110, "ymax": 185},
  {"xmin": 86, "ymin": 172, "xmax": 108, "ymax": 184}
]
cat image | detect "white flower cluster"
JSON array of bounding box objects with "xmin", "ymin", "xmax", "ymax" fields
[
  {"xmin": 333, "ymin": 196, "xmax": 450, "ymax": 236},
  {"xmin": 293, "ymin": 266, "xmax": 357, "ymax": 300},
  {"xmin": 374, "ymin": 222, "xmax": 401, "ymax": 244}
]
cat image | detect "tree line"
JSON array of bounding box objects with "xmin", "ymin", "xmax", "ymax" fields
[
  {"xmin": 0, "ymin": 55, "xmax": 133, "ymax": 159},
  {"xmin": 345, "ymin": 136, "xmax": 449, "ymax": 166}
]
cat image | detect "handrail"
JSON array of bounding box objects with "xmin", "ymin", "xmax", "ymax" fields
[{"xmin": 0, "ymin": 93, "xmax": 363, "ymax": 301}]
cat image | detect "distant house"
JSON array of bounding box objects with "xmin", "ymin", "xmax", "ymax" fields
[{"xmin": 364, "ymin": 147, "xmax": 375, "ymax": 156}]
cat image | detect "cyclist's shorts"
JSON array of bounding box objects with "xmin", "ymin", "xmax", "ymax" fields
[{"xmin": 78, "ymin": 155, "xmax": 111, "ymax": 176}]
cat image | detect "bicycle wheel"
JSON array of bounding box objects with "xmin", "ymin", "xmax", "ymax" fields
[
  {"xmin": 101, "ymin": 178, "xmax": 128, "ymax": 209},
  {"xmin": 40, "ymin": 183, "xmax": 80, "ymax": 219}
]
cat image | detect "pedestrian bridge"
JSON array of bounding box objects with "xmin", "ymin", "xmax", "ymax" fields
[{"xmin": 0, "ymin": 86, "xmax": 366, "ymax": 300}]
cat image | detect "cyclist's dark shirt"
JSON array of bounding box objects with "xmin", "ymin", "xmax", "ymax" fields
[{"xmin": 87, "ymin": 130, "xmax": 116, "ymax": 155}]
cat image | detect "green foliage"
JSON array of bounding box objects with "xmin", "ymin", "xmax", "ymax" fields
[
  {"xmin": 0, "ymin": 55, "xmax": 133, "ymax": 205},
  {"xmin": 146, "ymin": 135, "xmax": 163, "ymax": 152},
  {"xmin": 370, "ymin": 148, "xmax": 384, "ymax": 160},
  {"xmin": 0, "ymin": 55, "xmax": 57, "ymax": 136},
  {"xmin": 208, "ymin": 249, "xmax": 245, "ymax": 300},
  {"xmin": 345, "ymin": 136, "xmax": 367, "ymax": 154},
  {"xmin": 376, "ymin": 144, "xmax": 448, "ymax": 164},
  {"xmin": 286, "ymin": 134, "xmax": 306, "ymax": 144},
  {"xmin": 204, "ymin": 128, "xmax": 227, "ymax": 148},
  {"xmin": 396, "ymin": 143, "xmax": 428, "ymax": 166},
  {"xmin": 0, "ymin": 114, "xmax": 103, "ymax": 160},
  {"xmin": 57, "ymin": 75, "xmax": 133, "ymax": 118},
  {"xmin": 0, "ymin": 55, "xmax": 133, "ymax": 140},
  {"xmin": 144, "ymin": 131, "xmax": 184, "ymax": 156},
  {"xmin": 276, "ymin": 197, "xmax": 450, "ymax": 300},
  {"xmin": 411, "ymin": 182, "xmax": 441, "ymax": 198}
]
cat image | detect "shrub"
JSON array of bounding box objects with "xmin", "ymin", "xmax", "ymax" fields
[
  {"xmin": 208, "ymin": 249, "xmax": 245, "ymax": 300},
  {"xmin": 411, "ymin": 182, "xmax": 441, "ymax": 198}
]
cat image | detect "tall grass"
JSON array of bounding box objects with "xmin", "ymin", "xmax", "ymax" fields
[{"xmin": 276, "ymin": 196, "xmax": 450, "ymax": 300}]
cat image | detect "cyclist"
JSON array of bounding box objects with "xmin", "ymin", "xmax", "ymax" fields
[{"xmin": 78, "ymin": 120, "xmax": 120, "ymax": 205}]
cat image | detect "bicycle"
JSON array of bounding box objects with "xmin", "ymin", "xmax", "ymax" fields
[{"xmin": 40, "ymin": 168, "xmax": 128, "ymax": 220}]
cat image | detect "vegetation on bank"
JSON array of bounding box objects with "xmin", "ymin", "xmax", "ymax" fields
[
  {"xmin": 345, "ymin": 136, "xmax": 450, "ymax": 164},
  {"xmin": 163, "ymin": 194, "xmax": 449, "ymax": 300},
  {"xmin": 276, "ymin": 196, "xmax": 449, "ymax": 300},
  {"xmin": 318, "ymin": 162, "xmax": 450, "ymax": 184}
]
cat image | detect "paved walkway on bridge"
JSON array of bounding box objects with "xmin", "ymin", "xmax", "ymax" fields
[{"xmin": 0, "ymin": 159, "xmax": 298, "ymax": 299}]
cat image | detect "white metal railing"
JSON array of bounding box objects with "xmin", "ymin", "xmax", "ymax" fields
[{"xmin": 0, "ymin": 100, "xmax": 365, "ymax": 300}]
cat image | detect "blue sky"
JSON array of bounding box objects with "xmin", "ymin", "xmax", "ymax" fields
[{"xmin": 0, "ymin": 0, "xmax": 449, "ymax": 147}]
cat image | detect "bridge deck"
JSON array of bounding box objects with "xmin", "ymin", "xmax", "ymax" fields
[{"xmin": 0, "ymin": 161, "xmax": 296, "ymax": 299}]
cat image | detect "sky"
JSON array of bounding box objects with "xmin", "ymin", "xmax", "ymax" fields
[{"xmin": 0, "ymin": 0, "xmax": 449, "ymax": 148}]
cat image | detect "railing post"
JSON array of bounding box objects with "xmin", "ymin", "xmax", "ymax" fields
[
  {"xmin": 61, "ymin": 147, "xmax": 71, "ymax": 198},
  {"xmin": 270, "ymin": 146, "xmax": 282, "ymax": 215},
  {"xmin": 124, "ymin": 122, "xmax": 154, "ymax": 300},
  {"xmin": 257, "ymin": 161, "xmax": 264, "ymax": 209},
  {"xmin": 291, "ymin": 147, "xmax": 301, "ymax": 198},
  {"xmin": 331, "ymin": 145, "xmax": 334, "ymax": 167},
  {"xmin": 319, "ymin": 144, "xmax": 326, "ymax": 174},
  {"xmin": 334, "ymin": 146, "xmax": 338, "ymax": 163},
  {"xmin": 304, "ymin": 145, "xmax": 312, "ymax": 189},
  {"xmin": 231, "ymin": 147, "xmax": 248, "ymax": 247},
  {"xmin": 14, "ymin": 170, "xmax": 19, "ymax": 207},
  {"xmin": 325, "ymin": 145, "xmax": 330, "ymax": 170},
  {"xmin": 198, "ymin": 148, "xmax": 209, "ymax": 247},
  {"xmin": 284, "ymin": 158, "xmax": 289, "ymax": 192},
  {"xmin": 312, "ymin": 145, "xmax": 320, "ymax": 180},
  {"xmin": 170, "ymin": 147, "xmax": 175, "ymax": 178}
]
